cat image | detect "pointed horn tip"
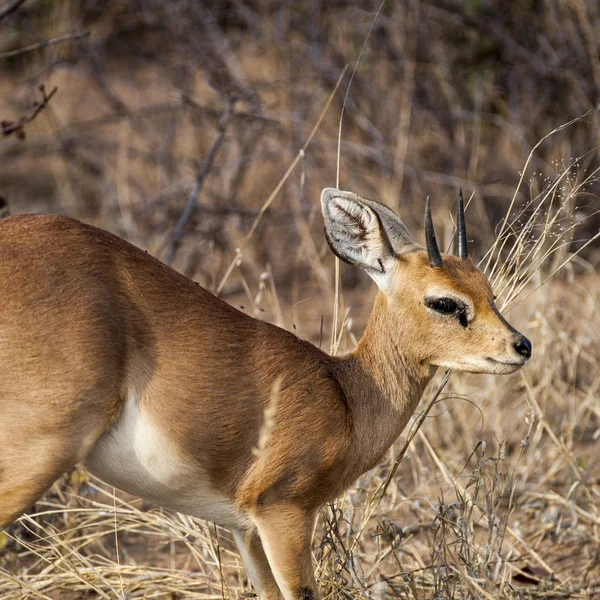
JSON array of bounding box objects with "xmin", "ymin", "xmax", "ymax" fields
[
  {"xmin": 455, "ymin": 189, "xmax": 468, "ymax": 259},
  {"xmin": 424, "ymin": 196, "xmax": 443, "ymax": 268}
]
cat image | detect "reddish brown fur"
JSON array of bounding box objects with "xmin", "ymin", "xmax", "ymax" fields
[{"xmin": 0, "ymin": 213, "xmax": 528, "ymax": 600}]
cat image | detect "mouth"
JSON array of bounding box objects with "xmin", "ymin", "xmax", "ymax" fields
[
  {"xmin": 486, "ymin": 357, "xmax": 526, "ymax": 366},
  {"xmin": 484, "ymin": 356, "xmax": 527, "ymax": 373},
  {"xmin": 435, "ymin": 356, "xmax": 527, "ymax": 374}
]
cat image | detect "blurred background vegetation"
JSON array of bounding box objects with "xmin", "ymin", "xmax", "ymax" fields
[
  {"xmin": 1, "ymin": 1, "xmax": 599, "ymax": 599},
  {"xmin": 1, "ymin": 0, "xmax": 599, "ymax": 300}
]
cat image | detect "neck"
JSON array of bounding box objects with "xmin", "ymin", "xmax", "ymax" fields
[{"xmin": 335, "ymin": 292, "xmax": 433, "ymax": 475}]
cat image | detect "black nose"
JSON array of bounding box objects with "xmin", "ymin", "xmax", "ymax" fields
[{"xmin": 514, "ymin": 336, "xmax": 532, "ymax": 359}]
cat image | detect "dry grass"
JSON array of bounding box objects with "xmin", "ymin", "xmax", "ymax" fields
[{"xmin": 1, "ymin": 1, "xmax": 599, "ymax": 598}]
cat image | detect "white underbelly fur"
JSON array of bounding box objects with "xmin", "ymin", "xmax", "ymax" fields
[{"xmin": 84, "ymin": 397, "xmax": 250, "ymax": 530}]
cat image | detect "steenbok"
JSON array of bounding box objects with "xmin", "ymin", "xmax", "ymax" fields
[{"xmin": 0, "ymin": 189, "xmax": 531, "ymax": 599}]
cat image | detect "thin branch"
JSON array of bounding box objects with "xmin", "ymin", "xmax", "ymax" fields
[
  {"xmin": 0, "ymin": 31, "xmax": 89, "ymax": 59},
  {"xmin": 1, "ymin": 85, "xmax": 57, "ymax": 139},
  {"xmin": 163, "ymin": 104, "xmax": 231, "ymax": 265},
  {"xmin": 0, "ymin": 0, "xmax": 27, "ymax": 23}
]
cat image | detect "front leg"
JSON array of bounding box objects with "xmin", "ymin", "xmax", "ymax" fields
[
  {"xmin": 233, "ymin": 527, "xmax": 283, "ymax": 600},
  {"xmin": 253, "ymin": 505, "xmax": 319, "ymax": 600}
]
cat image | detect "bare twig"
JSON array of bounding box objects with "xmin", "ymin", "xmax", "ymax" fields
[
  {"xmin": 163, "ymin": 103, "xmax": 231, "ymax": 265},
  {"xmin": 1, "ymin": 85, "xmax": 57, "ymax": 139},
  {"xmin": 0, "ymin": 0, "xmax": 27, "ymax": 23},
  {"xmin": 0, "ymin": 31, "xmax": 89, "ymax": 58}
]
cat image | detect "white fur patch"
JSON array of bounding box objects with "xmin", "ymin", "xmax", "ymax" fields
[{"xmin": 84, "ymin": 397, "xmax": 250, "ymax": 529}]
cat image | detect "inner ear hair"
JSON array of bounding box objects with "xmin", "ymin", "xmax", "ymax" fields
[
  {"xmin": 354, "ymin": 196, "xmax": 416, "ymax": 255},
  {"xmin": 321, "ymin": 189, "xmax": 395, "ymax": 274},
  {"xmin": 320, "ymin": 188, "xmax": 419, "ymax": 272}
]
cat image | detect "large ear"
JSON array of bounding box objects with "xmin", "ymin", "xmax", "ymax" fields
[{"xmin": 321, "ymin": 188, "xmax": 418, "ymax": 291}]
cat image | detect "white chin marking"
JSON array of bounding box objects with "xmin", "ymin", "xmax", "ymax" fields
[{"xmin": 437, "ymin": 358, "xmax": 525, "ymax": 375}]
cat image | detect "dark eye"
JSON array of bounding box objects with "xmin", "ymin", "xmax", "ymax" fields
[{"xmin": 425, "ymin": 297, "xmax": 459, "ymax": 314}]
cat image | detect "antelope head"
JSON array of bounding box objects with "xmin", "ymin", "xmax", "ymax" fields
[{"xmin": 321, "ymin": 188, "xmax": 532, "ymax": 374}]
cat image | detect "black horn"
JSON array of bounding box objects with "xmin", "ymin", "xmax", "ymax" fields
[
  {"xmin": 455, "ymin": 189, "xmax": 468, "ymax": 259},
  {"xmin": 425, "ymin": 196, "xmax": 443, "ymax": 268}
]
